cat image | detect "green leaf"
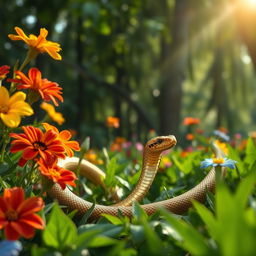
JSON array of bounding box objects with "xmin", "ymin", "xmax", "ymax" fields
[
  {"xmin": 244, "ymin": 138, "xmax": 256, "ymax": 168},
  {"xmin": 141, "ymin": 219, "xmax": 163, "ymax": 255},
  {"xmin": 227, "ymin": 144, "xmax": 246, "ymax": 175},
  {"xmin": 132, "ymin": 202, "xmax": 148, "ymax": 222},
  {"xmin": 87, "ymin": 236, "xmax": 118, "ymax": 247},
  {"xmin": 31, "ymin": 245, "xmax": 54, "ymax": 256},
  {"xmin": 101, "ymin": 213, "xmax": 123, "ymax": 225},
  {"xmin": 78, "ymin": 223, "xmax": 123, "ymax": 238},
  {"xmin": 161, "ymin": 209, "xmax": 214, "ymax": 256},
  {"xmin": 78, "ymin": 202, "xmax": 95, "ymax": 225},
  {"xmin": 235, "ymin": 171, "xmax": 256, "ymax": 208},
  {"xmin": 0, "ymin": 162, "xmax": 10, "ymax": 174},
  {"xmin": 105, "ymin": 156, "xmax": 118, "ymax": 187},
  {"xmin": 43, "ymin": 203, "xmax": 77, "ymax": 251},
  {"xmin": 193, "ymin": 201, "xmax": 218, "ymax": 239}
]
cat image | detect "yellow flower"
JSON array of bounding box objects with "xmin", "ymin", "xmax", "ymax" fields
[
  {"xmin": 40, "ymin": 102, "xmax": 65, "ymax": 125},
  {"xmin": 8, "ymin": 27, "xmax": 62, "ymax": 60},
  {"xmin": 0, "ymin": 86, "xmax": 33, "ymax": 127},
  {"xmin": 214, "ymin": 140, "xmax": 229, "ymax": 155}
]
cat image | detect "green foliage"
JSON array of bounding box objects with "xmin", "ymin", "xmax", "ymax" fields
[
  {"xmin": 43, "ymin": 203, "xmax": 78, "ymax": 251},
  {"xmin": 1, "ymin": 132, "xmax": 256, "ymax": 256}
]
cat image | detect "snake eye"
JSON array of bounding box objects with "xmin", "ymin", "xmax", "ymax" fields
[{"xmin": 157, "ymin": 139, "xmax": 163, "ymax": 144}]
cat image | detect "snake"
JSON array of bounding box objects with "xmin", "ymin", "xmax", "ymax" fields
[{"xmin": 48, "ymin": 135, "xmax": 224, "ymax": 220}]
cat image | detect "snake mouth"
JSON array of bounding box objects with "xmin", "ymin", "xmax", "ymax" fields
[{"xmin": 167, "ymin": 135, "xmax": 177, "ymax": 148}]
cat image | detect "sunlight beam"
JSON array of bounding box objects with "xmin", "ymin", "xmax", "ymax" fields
[{"xmin": 243, "ymin": 0, "xmax": 256, "ymax": 8}]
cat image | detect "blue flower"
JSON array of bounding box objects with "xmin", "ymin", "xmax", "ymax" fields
[
  {"xmin": 213, "ymin": 130, "xmax": 230, "ymax": 141},
  {"xmin": 200, "ymin": 157, "xmax": 237, "ymax": 169},
  {"xmin": 0, "ymin": 240, "xmax": 22, "ymax": 256}
]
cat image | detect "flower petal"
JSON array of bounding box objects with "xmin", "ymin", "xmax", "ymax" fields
[
  {"xmin": 0, "ymin": 113, "xmax": 21, "ymax": 128},
  {"xmin": 0, "ymin": 87, "xmax": 10, "ymax": 105},
  {"xmin": 20, "ymin": 214, "xmax": 44, "ymax": 229},
  {"xmin": 8, "ymin": 91, "xmax": 26, "ymax": 105},
  {"xmin": 10, "ymin": 221, "xmax": 35, "ymax": 239},
  {"xmin": 4, "ymin": 223, "xmax": 20, "ymax": 240},
  {"xmin": 18, "ymin": 197, "xmax": 44, "ymax": 216},
  {"xmin": 3, "ymin": 187, "xmax": 24, "ymax": 211}
]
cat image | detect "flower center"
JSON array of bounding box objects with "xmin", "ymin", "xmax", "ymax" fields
[
  {"xmin": 33, "ymin": 141, "xmax": 47, "ymax": 151},
  {"xmin": 0, "ymin": 105, "xmax": 9, "ymax": 114},
  {"xmin": 6, "ymin": 210, "xmax": 18, "ymax": 221},
  {"xmin": 213, "ymin": 158, "xmax": 224, "ymax": 164},
  {"xmin": 49, "ymin": 168, "xmax": 61, "ymax": 178}
]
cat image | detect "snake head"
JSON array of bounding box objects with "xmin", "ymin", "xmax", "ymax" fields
[{"xmin": 146, "ymin": 135, "xmax": 177, "ymax": 153}]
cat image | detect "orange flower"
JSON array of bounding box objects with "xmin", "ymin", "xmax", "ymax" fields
[
  {"xmin": 218, "ymin": 126, "xmax": 228, "ymax": 134},
  {"xmin": 106, "ymin": 116, "xmax": 120, "ymax": 128},
  {"xmin": 8, "ymin": 27, "xmax": 62, "ymax": 60},
  {"xmin": 0, "ymin": 187, "xmax": 44, "ymax": 240},
  {"xmin": 180, "ymin": 150, "xmax": 191, "ymax": 158},
  {"xmin": 183, "ymin": 117, "xmax": 200, "ymax": 126},
  {"xmin": 10, "ymin": 126, "xmax": 66, "ymax": 166},
  {"xmin": 38, "ymin": 160, "xmax": 77, "ymax": 190},
  {"xmin": 0, "ymin": 65, "xmax": 10, "ymax": 80},
  {"xmin": 42, "ymin": 123, "xmax": 80, "ymax": 157},
  {"xmin": 10, "ymin": 68, "xmax": 63, "ymax": 106},
  {"xmin": 186, "ymin": 133, "xmax": 195, "ymax": 140},
  {"xmin": 40, "ymin": 102, "xmax": 65, "ymax": 125},
  {"xmin": 84, "ymin": 150, "xmax": 103, "ymax": 165},
  {"xmin": 110, "ymin": 142, "xmax": 122, "ymax": 152},
  {"xmin": 114, "ymin": 137, "xmax": 126, "ymax": 144}
]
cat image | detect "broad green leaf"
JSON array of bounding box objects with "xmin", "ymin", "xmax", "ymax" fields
[
  {"xmin": 87, "ymin": 236, "xmax": 118, "ymax": 247},
  {"xmin": 193, "ymin": 201, "xmax": 218, "ymax": 239},
  {"xmin": 76, "ymin": 229, "xmax": 102, "ymax": 247},
  {"xmin": 130, "ymin": 224, "xmax": 145, "ymax": 244},
  {"xmin": 78, "ymin": 223, "xmax": 123, "ymax": 238},
  {"xmin": 235, "ymin": 172, "xmax": 256, "ymax": 208},
  {"xmin": 141, "ymin": 219, "xmax": 163, "ymax": 255},
  {"xmin": 31, "ymin": 246, "xmax": 54, "ymax": 256},
  {"xmin": 101, "ymin": 213, "xmax": 123, "ymax": 225},
  {"xmin": 161, "ymin": 209, "xmax": 214, "ymax": 256},
  {"xmin": 43, "ymin": 203, "xmax": 77, "ymax": 250},
  {"xmin": 132, "ymin": 202, "xmax": 148, "ymax": 221}
]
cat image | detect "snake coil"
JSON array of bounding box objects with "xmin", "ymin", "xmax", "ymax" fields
[{"xmin": 48, "ymin": 135, "xmax": 224, "ymax": 220}]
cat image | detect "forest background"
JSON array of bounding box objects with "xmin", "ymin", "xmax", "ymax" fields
[{"xmin": 1, "ymin": 0, "xmax": 256, "ymax": 146}]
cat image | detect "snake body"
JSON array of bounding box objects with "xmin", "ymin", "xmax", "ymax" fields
[{"xmin": 48, "ymin": 135, "xmax": 223, "ymax": 220}]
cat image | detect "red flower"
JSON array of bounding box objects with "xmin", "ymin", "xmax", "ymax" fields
[
  {"xmin": 42, "ymin": 123, "xmax": 80, "ymax": 157},
  {"xmin": 0, "ymin": 65, "xmax": 10, "ymax": 80},
  {"xmin": 10, "ymin": 68, "xmax": 63, "ymax": 106},
  {"xmin": 10, "ymin": 126, "xmax": 66, "ymax": 166},
  {"xmin": 183, "ymin": 117, "xmax": 200, "ymax": 126},
  {"xmin": 38, "ymin": 160, "xmax": 77, "ymax": 189},
  {"xmin": 0, "ymin": 187, "xmax": 44, "ymax": 240}
]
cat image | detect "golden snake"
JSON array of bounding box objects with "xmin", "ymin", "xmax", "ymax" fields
[{"xmin": 48, "ymin": 135, "xmax": 223, "ymax": 220}]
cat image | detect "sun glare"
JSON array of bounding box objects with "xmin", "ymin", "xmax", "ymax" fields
[{"xmin": 244, "ymin": 0, "xmax": 256, "ymax": 7}]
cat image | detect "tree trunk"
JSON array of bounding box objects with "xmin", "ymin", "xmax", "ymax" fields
[{"xmin": 159, "ymin": 0, "xmax": 189, "ymax": 135}]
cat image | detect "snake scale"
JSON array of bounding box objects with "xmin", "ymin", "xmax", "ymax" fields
[{"xmin": 48, "ymin": 135, "xmax": 223, "ymax": 220}]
